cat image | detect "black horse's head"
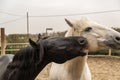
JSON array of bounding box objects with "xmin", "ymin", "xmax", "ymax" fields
[
  {"xmin": 42, "ymin": 36, "xmax": 88, "ymax": 63},
  {"xmin": 29, "ymin": 34, "xmax": 88, "ymax": 64}
]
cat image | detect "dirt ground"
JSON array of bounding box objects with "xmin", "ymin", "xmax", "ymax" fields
[{"xmin": 35, "ymin": 55, "xmax": 120, "ymax": 80}]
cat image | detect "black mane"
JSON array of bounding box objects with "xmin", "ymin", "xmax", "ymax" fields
[{"xmin": 2, "ymin": 46, "xmax": 44, "ymax": 80}]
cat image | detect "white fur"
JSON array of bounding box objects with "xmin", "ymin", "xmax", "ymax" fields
[
  {"xmin": 80, "ymin": 62, "xmax": 91, "ymax": 80},
  {"xmin": 50, "ymin": 17, "xmax": 120, "ymax": 80}
]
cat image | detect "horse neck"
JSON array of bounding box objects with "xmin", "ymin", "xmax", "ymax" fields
[
  {"xmin": 20, "ymin": 59, "xmax": 50, "ymax": 80},
  {"xmin": 1, "ymin": 47, "xmax": 50, "ymax": 80},
  {"xmin": 65, "ymin": 30, "xmax": 88, "ymax": 78},
  {"xmin": 2, "ymin": 61, "xmax": 49, "ymax": 80},
  {"xmin": 35, "ymin": 60, "xmax": 49, "ymax": 76},
  {"xmin": 64, "ymin": 56, "xmax": 88, "ymax": 78}
]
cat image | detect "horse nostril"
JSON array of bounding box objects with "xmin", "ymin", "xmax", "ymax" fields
[
  {"xmin": 115, "ymin": 37, "xmax": 120, "ymax": 41},
  {"xmin": 78, "ymin": 39, "xmax": 86, "ymax": 45}
]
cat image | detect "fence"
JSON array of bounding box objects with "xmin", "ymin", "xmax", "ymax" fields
[
  {"xmin": 0, "ymin": 43, "xmax": 120, "ymax": 80},
  {"xmin": 0, "ymin": 43, "xmax": 29, "ymax": 54}
]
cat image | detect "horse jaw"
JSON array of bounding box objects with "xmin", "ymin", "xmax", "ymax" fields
[{"xmin": 82, "ymin": 32, "xmax": 110, "ymax": 52}]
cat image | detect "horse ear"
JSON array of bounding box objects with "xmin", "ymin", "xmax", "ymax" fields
[
  {"xmin": 29, "ymin": 38, "xmax": 37, "ymax": 48},
  {"xmin": 65, "ymin": 18, "xmax": 73, "ymax": 27},
  {"xmin": 38, "ymin": 33, "xmax": 42, "ymax": 40},
  {"xmin": 29, "ymin": 38, "xmax": 44, "ymax": 64}
]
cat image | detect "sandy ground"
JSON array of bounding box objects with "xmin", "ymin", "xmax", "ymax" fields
[{"xmin": 35, "ymin": 55, "xmax": 120, "ymax": 80}]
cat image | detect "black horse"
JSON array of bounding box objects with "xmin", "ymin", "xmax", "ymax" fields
[{"xmin": 1, "ymin": 34, "xmax": 88, "ymax": 80}]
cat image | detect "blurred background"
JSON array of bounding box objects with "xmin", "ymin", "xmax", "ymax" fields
[{"xmin": 0, "ymin": 0, "xmax": 120, "ymax": 34}]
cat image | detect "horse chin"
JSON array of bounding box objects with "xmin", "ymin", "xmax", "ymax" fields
[
  {"xmin": 83, "ymin": 48, "xmax": 89, "ymax": 55},
  {"xmin": 104, "ymin": 40, "xmax": 120, "ymax": 50}
]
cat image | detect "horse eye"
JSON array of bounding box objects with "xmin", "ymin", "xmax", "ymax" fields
[{"xmin": 84, "ymin": 27, "xmax": 92, "ymax": 32}]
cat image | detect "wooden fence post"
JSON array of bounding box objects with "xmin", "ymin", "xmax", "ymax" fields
[
  {"xmin": 108, "ymin": 49, "xmax": 111, "ymax": 56},
  {"xmin": 1, "ymin": 28, "xmax": 5, "ymax": 55}
]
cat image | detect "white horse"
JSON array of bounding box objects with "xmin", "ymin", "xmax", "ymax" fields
[
  {"xmin": 50, "ymin": 17, "xmax": 120, "ymax": 80},
  {"xmin": 0, "ymin": 54, "xmax": 14, "ymax": 80}
]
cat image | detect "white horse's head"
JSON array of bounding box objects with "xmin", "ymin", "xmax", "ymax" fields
[{"xmin": 65, "ymin": 17, "xmax": 120, "ymax": 52}]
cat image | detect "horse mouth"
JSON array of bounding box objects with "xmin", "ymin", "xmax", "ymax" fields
[
  {"xmin": 102, "ymin": 35, "xmax": 120, "ymax": 49},
  {"xmin": 104, "ymin": 40, "xmax": 120, "ymax": 50},
  {"xmin": 106, "ymin": 43, "xmax": 120, "ymax": 49},
  {"xmin": 82, "ymin": 47, "xmax": 89, "ymax": 55}
]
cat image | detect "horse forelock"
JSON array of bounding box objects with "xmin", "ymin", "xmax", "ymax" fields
[{"xmin": 65, "ymin": 18, "xmax": 92, "ymax": 36}]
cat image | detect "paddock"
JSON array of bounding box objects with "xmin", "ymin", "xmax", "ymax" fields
[{"xmin": 36, "ymin": 55, "xmax": 120, "ymax": 80}]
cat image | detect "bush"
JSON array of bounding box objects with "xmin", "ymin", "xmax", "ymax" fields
[{"xmin": 89, "ymin": 50, "xmax": 109, "ymax": 55}]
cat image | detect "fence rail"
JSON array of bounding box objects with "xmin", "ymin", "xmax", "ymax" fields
[
  {"xmin": 0, "ymin": 43, "xmax": 117, "ymax": 56},
  {"xmin": 0, "ymin": 43, "xmax": 29, "ymax": 53}
]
